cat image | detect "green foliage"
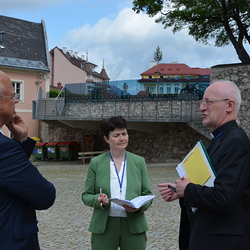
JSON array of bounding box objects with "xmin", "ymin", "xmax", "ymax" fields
[
  {"xmin": 50, "ymin": 89, "xmax": 60, "ymax": 97},
  {"xmin": 132, "ymin": 0, "xmax": 164, "ymax": 16},
  {"xmin": 132, "ymin": 0, "xmax": 250, "ymax": 63},
  {"xmin": 153, "ymin": 46, "xmax": 163, "ymax": 62}
]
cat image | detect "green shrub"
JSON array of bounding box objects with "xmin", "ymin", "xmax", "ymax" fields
[{"xmin": 50, "ymin": 89, "xmax": 60, "ymax": 97}]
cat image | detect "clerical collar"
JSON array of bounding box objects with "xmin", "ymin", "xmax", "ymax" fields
[{"xmin": 211, "ymin": 120, "xmax": 236, "ymax": 139}]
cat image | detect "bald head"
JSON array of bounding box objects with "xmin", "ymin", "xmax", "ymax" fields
[
  {"xmin": 0, "ymin": 71, "xmax": 17, "ymax": 127},
  {"xmin": 208, "ymin": 80, "xmax": 241, "ymax": 113},
  {"xmin": 200, "ymin": 80, "xmax": 241, "ymax": 130},
  {"xmin": 0, "ymin": 71, "xmax": 12, "ymax": 95}
]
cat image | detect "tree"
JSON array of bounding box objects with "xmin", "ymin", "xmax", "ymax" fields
[
  {"xmin": 153, "ymin": 46, "xmax": 163, "ymax": 62},
  {"xmin": 132, "ymin": 0, "xmax": 250, "ymax": 63}
]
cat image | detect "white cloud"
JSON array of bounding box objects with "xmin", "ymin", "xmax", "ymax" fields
[{"xmin": 60, "ymin": 7, "xmax": 241, "ymax": 80}]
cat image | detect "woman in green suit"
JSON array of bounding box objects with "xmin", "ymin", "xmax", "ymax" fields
[{"xmin": 82, "ymin": 116, "xmax": 153, "ymax": 250}]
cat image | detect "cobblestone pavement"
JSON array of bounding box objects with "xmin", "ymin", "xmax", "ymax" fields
[{"xmin": 35, "ymin": 161, "xmax": 180, "ymax": 250}]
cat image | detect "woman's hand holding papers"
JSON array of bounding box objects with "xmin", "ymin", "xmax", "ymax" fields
[{"xmin": 123, "ymin": 205, "xmax": 141, "ymax": 213}]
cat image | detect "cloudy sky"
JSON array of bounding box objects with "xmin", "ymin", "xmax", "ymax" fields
[{"xmin": 1, "ymin": 0, "xmax": 244, "ymax": 80}]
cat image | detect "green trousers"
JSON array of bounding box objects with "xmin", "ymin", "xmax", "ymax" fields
[{"xmin": 91, "ymin": 217, "xmax": 147, "ymax": 250}]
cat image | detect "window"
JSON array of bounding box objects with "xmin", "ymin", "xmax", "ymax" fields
[
  {"xmin": 148, "ymin": 86, "xmax": 154, "ymax": 93},
  {"xmin": 159, "ymin": 85, "xmax": 163, "ymax": 94},
  {"xmin": 167, "ymin": 85, "xmax": 171, "ymax": 93},
  {"xmin": 174, "ymin": 85, "xmax": 179, "ymax": 93},
  {"xmin": 145, "ymin": 86, "xmax": 154, "ymax": 93},
  {"xmin": 90, "ymin": 65, "xmax": 96, "ymax": 72},
  {"xmin": 186, "ymin": 75, "xmax": 191, "ymax": 79},
  {"xmin": 12, "ymin": 81, "xmax": 23, "ymax": 101}
]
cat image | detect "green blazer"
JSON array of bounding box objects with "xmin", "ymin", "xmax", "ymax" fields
[{"xmin": 82, "ymin": 151, "xmax": 153, "ymax": 234}]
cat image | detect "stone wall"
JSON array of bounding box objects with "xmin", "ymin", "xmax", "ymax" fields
[
  {"xmin": 211, "ymin": 63, "xmax": 250, "ymax": 137},
  {"xmin": 40, "ymin": 122, "xmax": 210, "ymax": 163},
  {"xmin": 62, "ymin": 99, "xmax": 201, "ymax": 121}
]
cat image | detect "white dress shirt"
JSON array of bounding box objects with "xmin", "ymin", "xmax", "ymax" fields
[{"xmin": 109, "ymin": 160, "xmax": 127, "ymax": 217}]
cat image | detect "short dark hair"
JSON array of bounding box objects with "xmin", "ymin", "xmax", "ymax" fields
[{"xmin": 100, "ymin": 116, "xmax": 127, "ymax": 138}]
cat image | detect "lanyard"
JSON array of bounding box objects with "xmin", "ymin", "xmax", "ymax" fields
[
  {"xmin": 207, "ymin": 131, "xmax": 223, "ymax": 153},
  {"xmin": 110, "ymin": 152, "xmax": 126, "ymax": 193}
]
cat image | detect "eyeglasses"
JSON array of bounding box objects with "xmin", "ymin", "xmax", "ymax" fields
[
  {"xmin": 200, "ymin": 99, "xmax": 229, "ymax": 106},
  {"xmin": 0, "ymin": 93, "xmax": 20, "ymax": 101}
]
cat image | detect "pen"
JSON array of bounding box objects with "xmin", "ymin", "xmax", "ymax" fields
[
  {"xmin": 100, "ymin": 188, "xmax": 103, "ymax": 207},
  {"xmin": 168, "ymin": 184, "xmax": 177, "ymax": 193}
]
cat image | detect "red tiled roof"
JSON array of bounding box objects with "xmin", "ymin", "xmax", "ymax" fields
[{"xmin": 141, "ymin": 63, "xmax": 210, "ymax": 75}]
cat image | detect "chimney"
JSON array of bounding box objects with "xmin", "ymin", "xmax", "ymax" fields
[
  {"xmin": 74, "ymin": 52, "xmax": 78, "ymax": 58},
  {"xmin": 62, "ymin": 47, "xmax": 67, "ymax": 53},
  {"xmin": 57, "ymin": 82, "xmax": 62, "ymax": 89}
]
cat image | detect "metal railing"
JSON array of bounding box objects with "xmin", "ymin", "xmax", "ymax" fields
[
  {"xmin": 33, "ymin": 96, "xmax": 202, "ymax": 122},
  {"xmin": 55, "ymin": 86, "xmax": 66, "ymax": 116}
]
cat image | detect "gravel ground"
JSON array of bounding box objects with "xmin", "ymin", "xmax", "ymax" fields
[{"xmin": 35, "ymin": 160, "xmax": 181, "ymax": 250}]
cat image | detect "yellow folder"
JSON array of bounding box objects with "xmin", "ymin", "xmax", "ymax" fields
[
  {"xmin": 176, "ymin": 140, "xmax": 216, "ymax": 187},
  {"xmin": 176, "ymin": 140, "xmax": 216, "ymax": 213},
  {"xmin": 182, "ymin": 144, "xmax": 211, "ymax": 185}
]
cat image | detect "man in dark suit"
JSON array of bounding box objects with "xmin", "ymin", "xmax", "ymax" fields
[
  {"xmin": 159, "ymin": 80, "xmax": 250, "ymax": 250},
  {"xmin": 0, "ymin": 71, "xmax": 56, "ymax": 249}
]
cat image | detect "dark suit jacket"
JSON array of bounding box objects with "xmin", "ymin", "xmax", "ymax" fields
[
  {"xmin": 82, "ymin": 151, "xmax": 153, "ymax": 234},
  {"xmin": 179, "ymin": 121, "xmax": 250, "ymax": 250},
  {"xmin": 0, "ymin": 134, "xmax": 56, "ymax": 249}
]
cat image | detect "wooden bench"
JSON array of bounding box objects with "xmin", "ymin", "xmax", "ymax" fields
[{"xmin": 78, "ymin": 151, "xmax": 106, "ymax": 164}]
